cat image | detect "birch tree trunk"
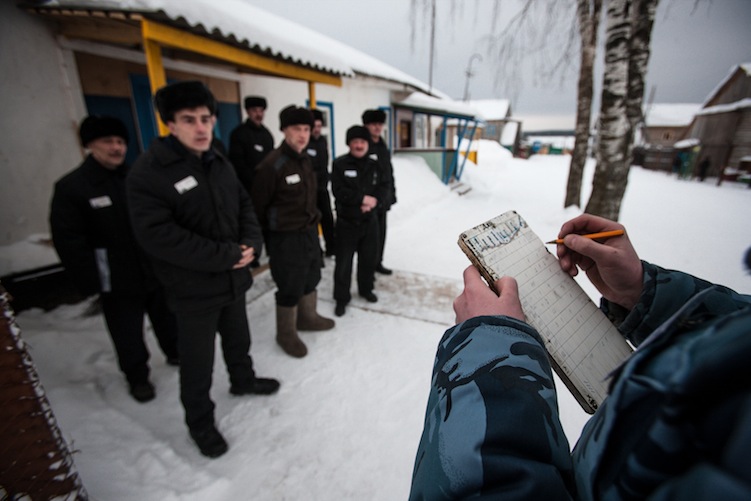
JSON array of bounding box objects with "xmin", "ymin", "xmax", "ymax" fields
[
  {"xmin": 586, "ymin": 0, "xmax": 659, "ymax": 220},
  {"xmin": 624, "ymin": 0, "xmax": 658, "ymax": 164},
  {"xmin": 565, "ymin": 0, "xmax": 602, "ymax": 208},
  {"xmin": 585, "ymin": 0, "xmax": 632, "ymax": 220}
]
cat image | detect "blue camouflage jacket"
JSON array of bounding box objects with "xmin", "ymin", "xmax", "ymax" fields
[{"xmin": 409, "ymin": 262, "xmax": 751, "ymax": 500}]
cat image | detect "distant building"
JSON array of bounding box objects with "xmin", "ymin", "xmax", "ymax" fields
[
  {"xmin": 445, "ymin": 99, "xmax": 521, "ymax": 155},
  {"xmin": 636, "ymin": 63, "xmax": 751, "ymax": 181},
  {"xmin": 636, "ymin": 103, "xmax": 701, "ymax": 172},
  {"xmin": 685, "ymin": 63, "xmax": 751, "ymax": 181}
]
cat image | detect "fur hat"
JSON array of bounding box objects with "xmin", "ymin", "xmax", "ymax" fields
[
  {"xmin": 279, "ymin": 105, "xmax": 314, "ymax": 130},
  {"xmin": 244, "ymin": 96, "xmax": 267, "ymax": 109},
  {"xmin": 361, "ymin": 109, "xmax": 386, "ymax": 124},
  {"xmin": 311, "ymin": 108, "xmax": 324, "ymax": 123},
  {"xmin": 346, "ymin": 125, "xmax": 370, "ymax": 144},
  {"xmin": 154, "ymin": 81, "xmax": 217, "ymax": 123},
  {"xmin": 79, "ymin": 115, "xmax": 128, "ymax": 147}
]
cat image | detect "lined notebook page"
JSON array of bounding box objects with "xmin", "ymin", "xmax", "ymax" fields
[{"xmin": 458, "ymin": 211, "xmax": 633, "ymax": 413}]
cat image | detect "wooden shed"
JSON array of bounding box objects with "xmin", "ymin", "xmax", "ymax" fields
[{"xmin": 684, "ymin": 63, "xmax": 751, "ymax": 180}]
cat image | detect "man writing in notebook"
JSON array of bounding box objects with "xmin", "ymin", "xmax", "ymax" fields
[{"xmin": 409, "ymin": 213, "xmax": 751, "ymax": 500}]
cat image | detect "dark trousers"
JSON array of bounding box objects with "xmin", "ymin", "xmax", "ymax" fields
[
  {"xmin": 317, "ymin": 189, "xmax": 336, "ymax": 254},
  {"xmin": 267, "ymin": 228, "xmax": 322, "ymax": 307},
  {"xmin": 100, "ymin": 288, "xmax": 178, "ymax": 385},
  {"xmin": 376, "ymin": 209, "xmax": 388, "ymax": 266},
  {"xmin": 333, "ymin": 216, "xmax": 379, "ymax": 304},
  {"xmin": 175, "ymin": 296, "xmax": 255, "ymax": 431}
]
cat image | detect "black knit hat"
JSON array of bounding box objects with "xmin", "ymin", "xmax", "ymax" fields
[
  {"xmin": 154, "ymin": 81, "xmax": 217, "ymax": 123},
  {"xmin": 346, "ymin": 125, "xmax": 370, "ymax": 144},
  {"xmin": 79, "ymin": 115, "xmax": 129, "ymax": 147},
  {"xmin": 279, "ymin": 105, "xmax": 314, "ymax": 130},
  {"xmin": 361, "ymin": 109, "xmax": 386, "ymax": 124},
  {"xmin": 311, "ymin": 109, "xmax": 324, "ymax": 123},
  {"xmin": 244, "ymin": 96, "xmax": 267, "ymax": 109}
]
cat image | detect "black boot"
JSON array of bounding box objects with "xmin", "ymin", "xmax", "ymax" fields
[{"xmin": 190, "ymin": 425, "xmax": 228, "ymax": 458}]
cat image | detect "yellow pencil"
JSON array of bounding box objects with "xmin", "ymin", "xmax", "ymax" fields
[{"xmin": 545, "ymin": 229, "xmax": 625, "ymax": 245}]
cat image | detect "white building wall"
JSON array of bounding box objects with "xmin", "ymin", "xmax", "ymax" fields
[{"xmin": 0, "ymin": 3, "xmax": 85, "ymax": 247}]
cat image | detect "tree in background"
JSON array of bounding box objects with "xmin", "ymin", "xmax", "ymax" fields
[
  {"xmin": 565, "ymin": 0, "xmax": 602, "ymax": 209},
  {"xmin": 409, "ymin": 0, "xmax": 659, "ymax": 220},
  {"xmin": 586, "ymin": 0, "xmax": 658, "ymax": 220}
]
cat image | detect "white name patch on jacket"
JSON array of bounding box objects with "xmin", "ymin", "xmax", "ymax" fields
[
  {"xmin": 89, "ymin": 196, "xmax": 112, "ymax": 209},
  {"xmin": 369, "ymin": 153, "xmax": 378, "ymax": 162},
  {"xmin": 307, "ymin": 148, "xmax": 317, "ymax": 157},
  {"xmin": 344, "ymin": 170, "xmax": 358, "ymax": 178},
  {"xmin": 254, "ymin": 144, "xmax": 264, "ymax": 152},
  {"xmin": 286, "ymin": 173, "xmax": 302, "ymax": 185},
  {"xmin": 174, "ymin": 175, "xmax": 198, "ymax": 194}
]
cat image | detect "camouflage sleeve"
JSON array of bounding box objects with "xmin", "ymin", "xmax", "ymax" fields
[
  {"xmin": 409, "ymin": 315, "xmax": 575, "ymax": 501},
  {"xmin": 603, "ymin": 261, "xmax": 751, "ymax": 346}
]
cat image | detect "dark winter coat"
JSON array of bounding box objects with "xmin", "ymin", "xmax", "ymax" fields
[
  {"xmin": 331, "ymin": 152, "xmax": 390, "ymax": 224},
  {"xmin": 251, "ymin": 141, "xmax": 319, "ymax": 233},
  {"xmin": 409, "ymin": 262, "xmax": 751, "ymax": 500},
  {"xmin": 367, "ymin": 138, "xmax": 396, "ymax": 210},
  {"xmin": 126, "ymin": 136, "xmax": 263, "ymax": 313},
  {"xmin": 228, "ymin": 119, "xmax": 274, "ymax": 193},
  {"xmin": 49, "ymin": 155, "xmax": 156, "ymax": 297},
  {"xmin": 306, "ymin": 134, "xmax": 330, "ymax": 191}
]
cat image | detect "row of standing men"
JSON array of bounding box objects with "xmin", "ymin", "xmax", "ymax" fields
[{"xmin": 49, "ymin": 80, "xmax": 395, "ymax": 458}]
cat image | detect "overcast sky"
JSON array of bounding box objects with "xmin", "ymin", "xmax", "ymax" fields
[{"xmin": 244, "ymin": 0, "xmax": 750, "ymax": 127}]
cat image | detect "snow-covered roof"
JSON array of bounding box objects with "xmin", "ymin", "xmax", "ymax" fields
[
  {"xmin": 33, "ymin": 0, "xmax": 440, "ymax": 95},
  {"xmin": 643, "ymin": 103, "xmax": 701, "ymax": 127},
  {"xmin": 393, "ymin": 92, "xmax": 481, "ymax": 119},
  {"xmin": 468, "ymin": 99, "xmax": 511, "ymax": 121},
  {"xmin": 673, "ymin": 138, "xmax": 700, "ymax": 149},
  {"xmin": 701, "ymin": 62, "xmax": 751, "ymax": 107},
  {"xmin": 501, "ymin": 121, "xmax": 519, "ymax": 146},
  {"xmin": 696, "ymin": 98, "xmax": 751, "ymax": 116}
]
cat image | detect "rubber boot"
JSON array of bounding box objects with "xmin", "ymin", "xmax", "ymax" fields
[
  {"xmin": 297, "ymin": 291, "xmax": 336, "ymax": 331},
  {"xmin": 276, "ymin": 305, "xmax": 307, "ymax": 358}
]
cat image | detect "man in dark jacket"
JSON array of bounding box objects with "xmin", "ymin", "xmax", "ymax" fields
[
  {"xmin": 50, "ymin": 115, "xmax": 178, "ymax": 403},
  {"xmin": 409, "ymin": 213, "xmax": 751, "ymax": 500},
  {"xmin": 331, "ymin": 125, "xmax": 390, "ymax": 317},
  {"xmin": 306, "ymin": 108, "xmax": 335, "ymax": 258},
  {"xmin": 126, "ymin": 81, "xmax": 279, "ymax": 459},
  {"xmin": 252, "ymin": 105, "xmax": 335, "ymax": 359},
  {"xmin": 228, "ymin": 95, "xmax": 274, "ymax": 195},
  {"xmin": 228, "ymin": 95, "xmax": 274, "ymax": 269},
  {"xmin": 362, "ymin": 109, "xmax": 396, "ymax": 275}
]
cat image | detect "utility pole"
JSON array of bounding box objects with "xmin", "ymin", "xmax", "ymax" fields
[
  {"xmin": 462, "ymin": 53, "xmax": 482, "ymax": 101},
  {"xmin": 428, "ymin": 0, "xmax": 436, "ymax": 93}
]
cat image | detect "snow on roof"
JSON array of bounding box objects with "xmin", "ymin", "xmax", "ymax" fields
[
  {"xmin": 643, "ymin": 103, "xmax": 701, "ymax": 127},
  {"xmin": 701, "ymin": 62, "xmax": 751, "ymax": 107},
  {"xmin": 468, "ymin": 99, "xmax": 511, "ymax": 120},
  {"xmin": 40, "ymin": 0, "xmax": 440, "ymax": 95},
  {"xmin": 393, "ymin": 92, "xmax": 481, "ymax": 119},
  {"xmin": 673, "ymin": 138, "xmax": 700, "ymax": 149},
  {"xmin": 500, "ymin": 121, "xmax": 519, "ymax": 146},
  {"xmin": 696, "ymin": 98, "xmax": 751, "ymax": 116}
]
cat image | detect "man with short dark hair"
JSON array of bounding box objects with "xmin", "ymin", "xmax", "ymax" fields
[
  {"xmin": 362, "ymin": 109, "xmax": 396, "ymax": 275},
  {"xmin": 229, "ymin": 95, "xmax": 274, "ymax": 195},
  {"xmin": 252, "ymin": 105, "xmax": 335, "ymax": 359},
  {"xmin": 127, "ymin": 81, "xmax": 279, "ymax": 458},
  {"xmin": 50, "ymin": 115, "xmax": 179, "ymax": 404}
]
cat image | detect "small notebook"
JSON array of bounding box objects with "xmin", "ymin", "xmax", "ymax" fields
[{"xmin": 457, "ymin": 210, "xmax": 633, "ymax": 414}]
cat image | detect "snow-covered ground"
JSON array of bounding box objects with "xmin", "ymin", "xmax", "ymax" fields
[{"xmin": 11, "ymin": 140, "xmax": 751, "ymax": 500}]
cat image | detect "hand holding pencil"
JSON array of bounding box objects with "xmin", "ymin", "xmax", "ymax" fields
[{"xmin": 555, "ymin": 214, "xmax": 644, "ymax": 311}]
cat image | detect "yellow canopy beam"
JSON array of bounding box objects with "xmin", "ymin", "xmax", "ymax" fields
[
  {"xmin": 141, "ymin": 20, "xmax": 343, "ymax": 87},
  {"xmin": 308, "ymin": 82, "xmax": 316, "ymax": 109},
  {"xmin": 142, "ymin": 33, "xmax": 169, "ymax": 135}
]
